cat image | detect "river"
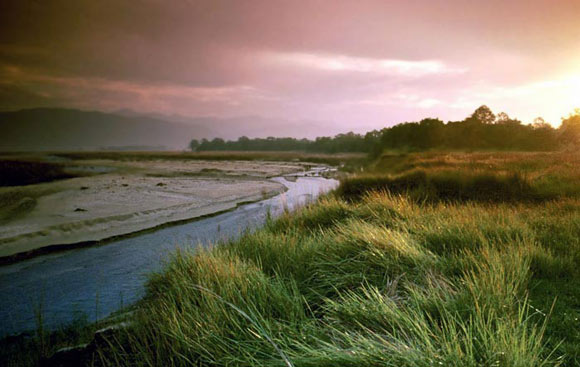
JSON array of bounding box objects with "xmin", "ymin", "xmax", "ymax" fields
[{"xmin": 0, "ymin": 174, "xmax": 338, "ymax": 337}]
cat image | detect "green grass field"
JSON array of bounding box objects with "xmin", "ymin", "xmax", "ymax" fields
[
  {"xmin": 89, "ymin": 151, "xmax": 578, "ymax": 366},
  {"xmin": 2, "ymin": 151, "xmax": 579, "ymax": 366}
]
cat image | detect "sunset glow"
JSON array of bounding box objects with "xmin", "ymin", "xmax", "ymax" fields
[
  {"xmin": 1, "ymin": 0, "xmax": 579, "ymax": 135},
  {"xmin": 265, "ymin": 52, "xmax": 463, "ymax": 76}
]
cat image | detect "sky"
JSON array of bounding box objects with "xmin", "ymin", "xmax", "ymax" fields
[{"xmin": 1, "ymin": 0, "xmax": 579, "ymax": 135}]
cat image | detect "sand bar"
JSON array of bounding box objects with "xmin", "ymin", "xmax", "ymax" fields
[{"xmin": 0, "ymin": 158, "xmax": 311, "ymax": 259}]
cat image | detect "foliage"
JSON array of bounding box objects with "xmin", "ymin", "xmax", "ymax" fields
[
  {"xmin": 559, "ymin": 108, "xmax": 580, "ymax": 147},
  {"xmin": 190, "ymin": 106, "xmax": 580, "ymax": 155},
  {"xmin": 94, "ymin": 151, "xmax": 579, "ymax": 366},
  {"xmin": 373, "ymin": 106, "xmax": 561, "ymax": 155},
  {"xmin": 193, "ymin": 132, "xmax": 378, "ymax": 153}
]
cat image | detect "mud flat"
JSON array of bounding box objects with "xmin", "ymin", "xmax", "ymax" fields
[{"xmin": 0, "ymin": 157, "xmax": 313, "ymax": 260}]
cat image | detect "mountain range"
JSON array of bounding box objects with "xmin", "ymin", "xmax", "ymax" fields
[{"xmin": 0, "ymin": 108, "xmax": 330, "ymax": 151}]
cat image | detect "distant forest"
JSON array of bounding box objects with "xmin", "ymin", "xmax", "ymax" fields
[{"xmin": 190, "ymin": 106, "xmax": 580, "ymax": 156}]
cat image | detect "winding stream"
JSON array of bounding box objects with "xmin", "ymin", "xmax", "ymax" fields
[{"xmin": 0, "ymin": 174, "xmax": 338, "ymax": 337}]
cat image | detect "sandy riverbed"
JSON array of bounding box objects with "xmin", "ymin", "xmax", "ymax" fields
[{"xmin": 0, "ymin": 158, "xmax": 311, "ymax": 258}]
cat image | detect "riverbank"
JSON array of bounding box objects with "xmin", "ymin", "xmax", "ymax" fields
[
  {"xmin": 0, "ymin": 173, "xmax": 338, "ymax": 340},
  {"xmin": 0, "ymin": 154, "xmax": 324, "ymax": 261}
]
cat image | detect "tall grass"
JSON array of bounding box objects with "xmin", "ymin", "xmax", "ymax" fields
[
  {"xmin": 99, "ymin": 176, "xmax": 578, "ymax": 365},
  {"xmin": 336, "ymin": 169, "xmax": 554, "ymax": 202},
  {"xmin": 7, "ymin": 151, "xmax": 576, "ymax": 366},
  {"xmin": 355, "ymin": 151, "xmax": 580, "ymax": 200}
]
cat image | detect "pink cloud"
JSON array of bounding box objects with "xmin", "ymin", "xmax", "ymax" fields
[{"xmin": 2, "ymin": 0, "xmax": 580, "ymax": 134}]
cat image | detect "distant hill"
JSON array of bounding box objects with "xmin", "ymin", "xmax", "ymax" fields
[
  {"xmin": 0, "ymin": 108, "xmax": 216, "ymax": 151},
  {"xmin": 0, "ymin": 107, "xmax": 341, "ymax": 152},
  {"xmin": 114, "ymin": 110, "xmax": 332, "ymax": 140}
]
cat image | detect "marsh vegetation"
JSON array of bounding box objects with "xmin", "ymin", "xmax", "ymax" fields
[
  {"xmin": 88, "ymin": 151, "xmax": 578, "ymax": 366},
  {"xmin": 1, "ymin": 151, "xmax": 579, "ymax": 366}
]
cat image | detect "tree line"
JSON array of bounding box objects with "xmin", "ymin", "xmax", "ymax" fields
[
  {"xmin": 189, "ymin": 132, "xmax": 374, "ymax": 154},
  {"xmin": 189, "ymin": 106, "xmax": 580, "ymax": 155}
]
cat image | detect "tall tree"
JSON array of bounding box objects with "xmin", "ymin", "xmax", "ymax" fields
[
  {"xmin": 471, "ymin": 105, "xmax": 496, "ymax": 124},
  {"xmin": 189, "ymin": 139, "xmax": 200, "ymax": 151},
  {"xmin": 559, "ymin": 109, "xmax": 580, "ymax": 147}
]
